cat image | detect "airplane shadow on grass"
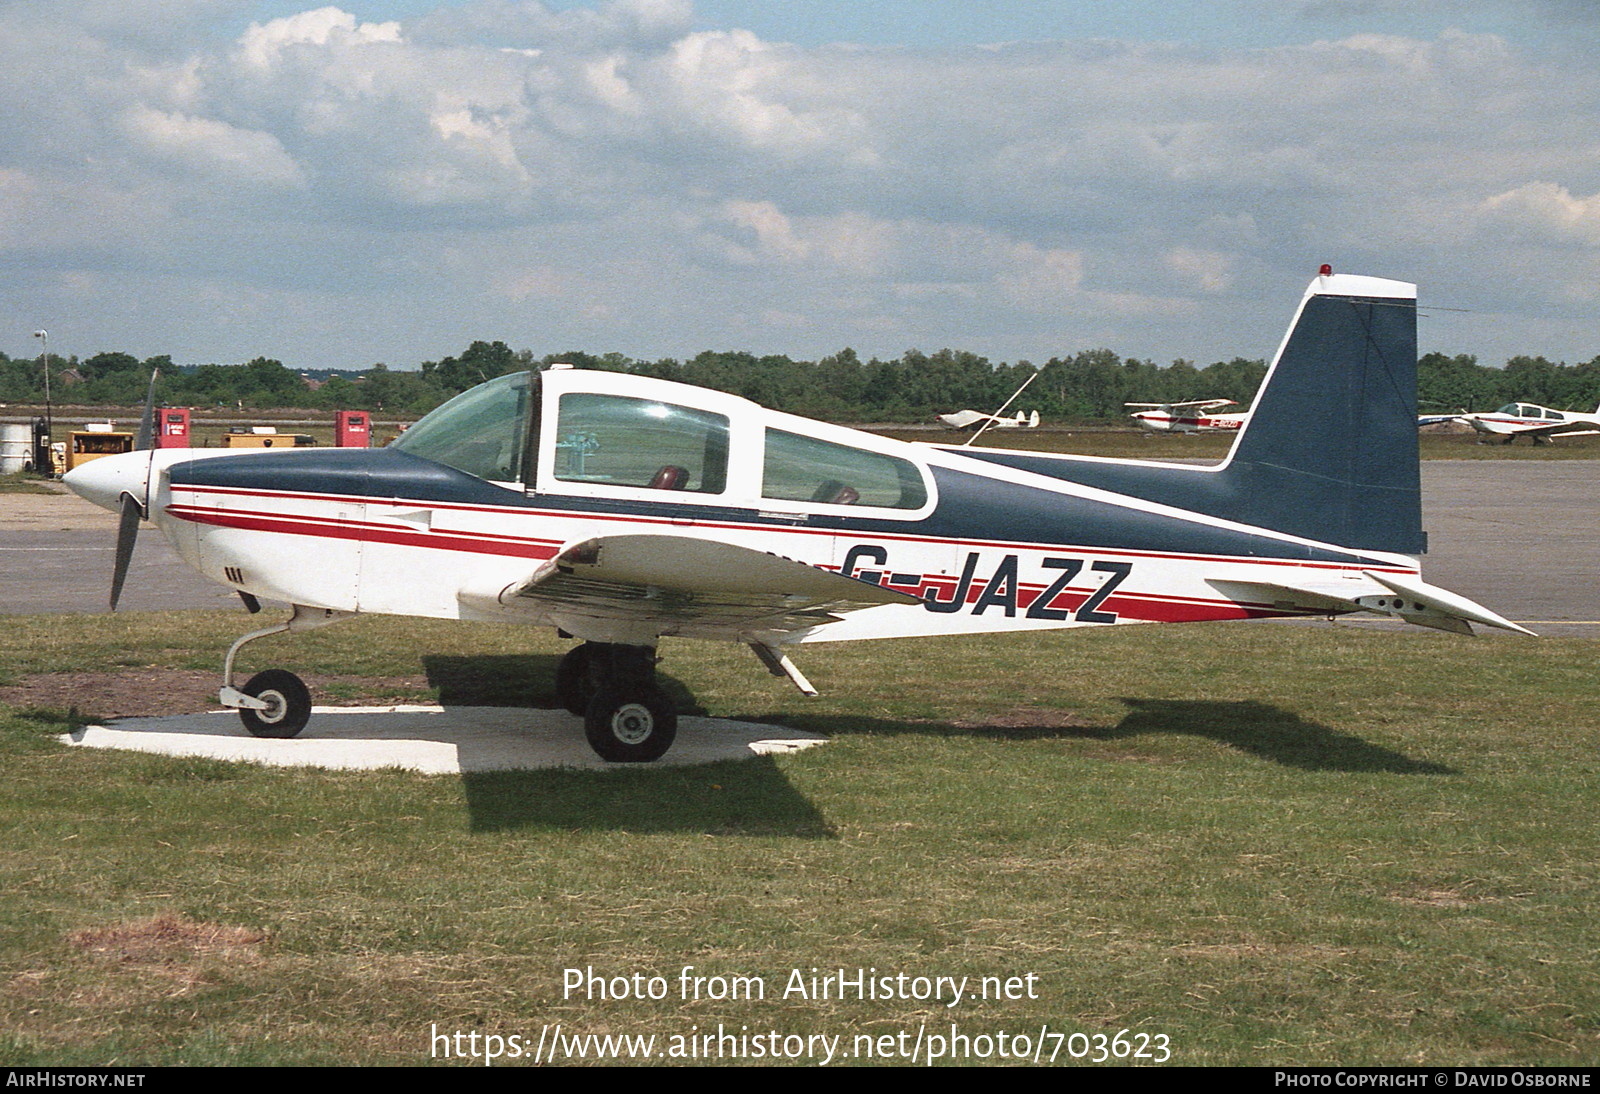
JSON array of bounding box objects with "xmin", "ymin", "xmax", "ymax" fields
[
  {"xmin": 458, "ymin": 757, "xmax": 834, "ymax": 838},
  {"xmin": 423, "ymin": 653, "xmax": 708, "ymax": 715},
  {"xmin": 1105, "ymin": 698, "xmax": 1456, "ymax": 774},
  {"xmin": 422, "ymin": 657, "xmax": 1452, "ymax": 834},
  {"xmin": 773, "ymin": 698, "xmax": 1456, "ymax": 776}
]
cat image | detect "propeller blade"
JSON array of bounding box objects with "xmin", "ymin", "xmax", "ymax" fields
[
  {"xmin": 109, "ymin": 368, "xmax": 161, "ymax": 611},
  {"xmin": 109, "ymin": 492, "xmax": 142, "ymax": 611},
  {"xmin": 135, "ymin": 368, "xmax": 159, "ymax": 451}
]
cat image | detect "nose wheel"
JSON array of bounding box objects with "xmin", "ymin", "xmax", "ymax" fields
[
  {"xmin": 217, "ymin": 605, "xmax": 349, "ymax": 739},
  {"xmin": 237, "ymin": 669, "xmax": 312, "ymax": 739}
]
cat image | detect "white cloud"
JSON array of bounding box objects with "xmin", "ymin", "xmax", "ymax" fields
[
  {"xmin": 4, "ymin": 2, "xmax": 1600, "ymax": 368},
  {"xmin": 1479, "ymin": 183, "xmax": 1600, "ymax": 246},
  {"xmin": 121, "ymin": 104, "xmax": 307, "ymax": 186},
  {"xmin": 1165, "ymin": 248, "xmax": 1237, "ymax": 294},
  {"xmin": 236, "ymin": 6, "xmax": 402, "ymax": 71}
]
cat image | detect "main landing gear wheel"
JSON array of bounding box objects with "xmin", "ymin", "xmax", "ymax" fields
[
  {"xmin": 584, "ymin": 683, "xmax": 677, "ymax": 763},
  {"xmin": 238, "ymin": 669, "xmax": 311, "ymax": 739},
  {"xmin": 555, "ymin": 643, "xmax": 595, "ymax": 717}
]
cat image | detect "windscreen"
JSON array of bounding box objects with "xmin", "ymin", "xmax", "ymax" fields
[{"xmin": 392, "ymin": 371, "xmax": 534, "ymax": 483}]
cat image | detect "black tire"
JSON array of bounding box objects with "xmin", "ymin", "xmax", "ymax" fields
[
  {"xmin": 583, "ymin": 683, "xmax": 677, "ymax": 763},
  {"xmin": 238, "ymin": 669, "xmax": 312, "ymax": 739},
  {"xmin": 555, "ymin": 644, "xmax": 595, "ymax": 717}
]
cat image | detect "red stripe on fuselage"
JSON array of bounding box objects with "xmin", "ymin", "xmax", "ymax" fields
[
  {"xmin": 167, "ymin": 499, "xmax": 1316, "ymax": 625},
  {"xmin": 167, "ymin": 505, "xmax": 562, "ymax": 560},
  {"xmin": 167, "ymin": 483, "xmax": 1413, "ymax": 575}
]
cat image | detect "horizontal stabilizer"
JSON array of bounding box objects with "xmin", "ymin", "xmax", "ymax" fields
[
  {"xmin": 1362, "ymin": 570, "xmax": 1536, "ymax": 636},
  {"xmin": 1209, "ymin": 572, "xmax": 1535, "ymax": 637}
]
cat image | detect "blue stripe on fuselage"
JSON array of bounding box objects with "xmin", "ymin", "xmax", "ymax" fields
[
  {"xmin": 817, "ymin": 465, "xmax": 1382, "ymax": 565},
  {"xmin": 171, "ymin": 448, "xmax": 531, "ymax": 506},
  {"xmin": 170, "ymin": 447, "xmax": 1377, "ymax": 565}
]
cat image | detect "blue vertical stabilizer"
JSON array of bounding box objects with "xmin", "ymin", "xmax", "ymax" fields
[{"xmin": 948, "ymin": 273, "xmax": 1425, "ymax": 555}]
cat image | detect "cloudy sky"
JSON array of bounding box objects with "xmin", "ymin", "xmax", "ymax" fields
[{"xmin": 4, "ymin": 1, "xmax": 1599, "ymax": 373}]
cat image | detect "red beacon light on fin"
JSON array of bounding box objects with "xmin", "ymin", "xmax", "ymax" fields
[{"xmin": 1319, "ymin": 264, "xmax": 1333, "ymax": 277}]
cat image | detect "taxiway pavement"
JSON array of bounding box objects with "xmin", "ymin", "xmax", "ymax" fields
[{"xmin": 2, "ymin": 462, "xmax": 1595, "ymax": 632}]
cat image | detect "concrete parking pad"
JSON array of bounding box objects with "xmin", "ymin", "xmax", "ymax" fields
[{"xmin": 63, "ymin": 705, "xmax": 829, "ymax": 773}]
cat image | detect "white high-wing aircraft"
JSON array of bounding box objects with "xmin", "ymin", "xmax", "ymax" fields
[
  {"xmin": 936, "ymin": 408, "xmax": 1041, "ymax": 430},
  {"xmin": 1125, "ymin": 399, "xmax": 1249, "ymax": 433},
  {"xmin": 64, "ymin": 270, "xmax": 1530, "ymax": 763},
  {"xmin": 1453, "ymin": 402, "xmax": 1600, "ymax": 444}
]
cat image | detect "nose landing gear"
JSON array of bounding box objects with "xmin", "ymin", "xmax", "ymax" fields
[
  {"xmin": 217, "ymin": 605, "xmax": 351, "ymax": 739},
  {"xmin": 237, "ymin": 668, "xmax": 312, "ymax": 738}
]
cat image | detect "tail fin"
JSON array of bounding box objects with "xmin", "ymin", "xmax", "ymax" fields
[
  {"xmin": 1217, "ymin": 272, "xmax": 1422, "ymax": 553},
  {"xmin": 949, "ymin": 272, "xmax": 1425, "ymax": 555}
]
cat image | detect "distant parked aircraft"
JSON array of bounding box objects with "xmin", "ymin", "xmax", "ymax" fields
[
  {"xmin": 1450, "ymin": 402, "xmax": 1600, "ymax": 444},
  {"xmin": 936, "ymin": 408, "xmax": 1040, "ymax": 430},
  {"xmin": 1126, "ymin": 399, "xmax": 1249, "ymax": 433}
]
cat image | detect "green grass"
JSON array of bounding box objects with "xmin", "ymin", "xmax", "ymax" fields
[
  {"xmin": 0, "ymin": 472, "xmax": 58, "ymax": 494},
  {"xmin": 2, "ymin": 612, "xmax": 1597, "ymax": 1065}
]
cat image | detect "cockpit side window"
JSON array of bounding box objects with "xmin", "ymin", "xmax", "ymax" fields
[
  {"xmin": 392, "ymin": 371, "xmax": 532, "ymax": 483},
  {"xmin": 761, "ymin": 428, "xmax": 928, "ymax": 510},
  {"xmin": 554, "ymin": 393, "xmax": 730, "ymax": 494}
]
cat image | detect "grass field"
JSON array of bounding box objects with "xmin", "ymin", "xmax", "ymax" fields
[
  {"xmin": 0, "ymin": 473, "xmax": 57, "ymax": 495},
  {"xmin": 876, "ymin": 427, "xmax": 1600, "ymax": 461},
  {"xmin": 1, "ymin": 610, "xmax": 1596, "ymax": 1066}
]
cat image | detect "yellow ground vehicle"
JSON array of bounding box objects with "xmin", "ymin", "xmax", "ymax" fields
[
  {"xmin": 65, "ymin": 426, "xmax": 134, "ymax": 472},
  {"xmin": 222, "ymin": 428, "xmax": 316, "ymax": 448}
]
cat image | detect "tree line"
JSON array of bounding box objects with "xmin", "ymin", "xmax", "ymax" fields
[{"xmin": 4, "ymin": 342, "xmax": 1599, "ymax": 422}]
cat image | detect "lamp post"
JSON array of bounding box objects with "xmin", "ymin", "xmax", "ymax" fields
[{"xmin": 33, "ymin": 330, "xmax": 51, "ymax": 475}]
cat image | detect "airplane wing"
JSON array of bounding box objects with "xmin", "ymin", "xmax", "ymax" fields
[
  {"xmin": 1489, "ymin": 420, "xmax": 1600, "ymax": 439},
  {"xmin": 488, "ymin": 533, "xmax": 921, "ymax": 640},
  {"xmin": 1207, "ymin": 572, "xmax": 1534, "ymax": 636},
  {"xmin": 938, "ymin": 410, "xmax": 987, "ymax": 429}
]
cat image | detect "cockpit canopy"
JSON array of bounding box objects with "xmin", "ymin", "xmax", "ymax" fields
[
  {"xmin": 1496, "ymin": 403, "xmax": 1564, "ymax": 420},
  {"xmin": 391, "ymin": 368, "xmax": 934, "ymax": 515}
]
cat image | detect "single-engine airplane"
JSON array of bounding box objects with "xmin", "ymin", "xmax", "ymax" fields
[
  {"xmin": 1451, "ymin": 402, "xmax": 1600, "ymax": 444},
  {"xmin": 1125, "ymin": 399, "xmax": 1249, "ymax": 433},
  {"xmin": 64, "ymin": 269, "xmax": 1530, "ymax": 763},
  {"xmin": 936, "ymin": 408, "xmax": 1041, "ymax": 431}
]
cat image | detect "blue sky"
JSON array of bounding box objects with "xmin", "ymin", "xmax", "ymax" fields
[
  {"xmin": 4, "ymin": 1, "xmax": 1599, "ymax": 374},
  {"xmin": 240, "ymin": 1, "xmax": 1585, "ymax": 51}
]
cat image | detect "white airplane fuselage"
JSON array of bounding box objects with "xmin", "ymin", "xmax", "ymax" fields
[
  {"xmin": 1130, "ymin": 409, "xmax": 1247, "ymax": 433},
  {"xmin": 62, "ymin": 271, "xmax": 1529, "ymax": 761},
  {"xmin": 116, "ymin": 432, "xmax": 1420, "ymax": 649},
  {"xmin": 1458, "ymin": 402, "xmax": 1600, "ymax": 441}
]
